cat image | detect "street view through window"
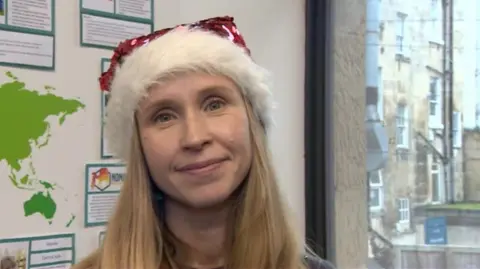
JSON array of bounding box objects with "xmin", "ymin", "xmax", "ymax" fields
[{"xmin": 365, "ymin": 0, "xmax": 480, "ymax": 268}]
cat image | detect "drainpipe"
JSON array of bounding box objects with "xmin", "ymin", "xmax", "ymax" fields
[
  {"xmin": 366, "ymin": 0, "xmax": 389, "ymax": 173},
  {"xmin": 443, "ymin": 0, "xmax": 455, "ymax": 203},
  {"xmin": 447, "ymin": 0, "xmax": 455, "ymax": 204}
]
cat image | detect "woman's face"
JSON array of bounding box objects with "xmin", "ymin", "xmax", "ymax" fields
[{"xmin": 136, "ymin": 73, "xmax": 252, "ymax": 208}]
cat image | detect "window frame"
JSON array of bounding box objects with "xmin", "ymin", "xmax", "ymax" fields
[
  {"xmin": 431, "ymin": 155, "xmax": 442, "ymax": 203},
  {"xmin": 397, "ymin": 198, "xmax": 410, "ymax": 224},
  {"xmin": 430, "ymin": 0, "xmax": 444, "ymax": 43},
  {"xmin": 396, "ymin": 104, "xmax": 409, "ymax": 148},
  {"xmin": 369, "ymin": 170, "xmax": 384, "ymax": 212},
  {"xmin": 452, "ymin": 111, "xmax": 462, "ymax": 148},
  {"xmin": 304, "ymin": 0, "xmax": 333, "ymax": 262},
  {"xmin": 429, "ymin": 76, "xmax": 443, "ymax": 128}
]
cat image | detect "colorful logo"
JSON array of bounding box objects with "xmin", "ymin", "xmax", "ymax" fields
[{"xmin": 90, "ymin": 167, "xmax": 125, "ymax": 191}]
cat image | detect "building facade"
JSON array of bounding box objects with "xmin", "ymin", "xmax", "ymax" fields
[{"xmin": 367, "ymin": 0, "xmax": 480, "ymax": 267}]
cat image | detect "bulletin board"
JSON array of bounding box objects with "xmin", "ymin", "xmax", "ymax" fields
[{"xmin": 0, "ymin": 0, "xmax": 153, "ymax": 267}]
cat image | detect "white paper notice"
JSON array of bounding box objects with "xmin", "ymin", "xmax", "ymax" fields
[
  {"xmin": 7, "ymin": 0, "xmax": 53, "ymax": 32},
  {"xmin": 0, "ymin": 234, "xmax": 74, "ymax": 269},
  {"xmin": 115, "ymin": 0, "xmax": 152, "ymax": 20},
  {"xmin": 85, "ymin": 163, "xmax": 126, "ymax": 226},
  {"xmin": 82, "ymin": 0, "xmax": 114, "ymax": 13},
  {"xmin": 30, "ymin": 250, "xmax": 73, "ymax": 267},
  {"xmin": 0, "ymin": 30, "xmax": 53, "ymax": 68},
  {"xmin": 81, "ymin": 14, "xmax": 151, "ymax": 48}
]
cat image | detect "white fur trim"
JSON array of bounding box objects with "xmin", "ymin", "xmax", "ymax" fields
[{"xmin": 105, "ymin": 28, "xmax": 274, "ymax": 161}]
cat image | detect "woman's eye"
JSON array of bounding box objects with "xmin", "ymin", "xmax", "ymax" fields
[
  {"xmin": 155, "ymin": 113, "xmax": 174, "ymax": 123},
  {"xmin": 206, "ymin": 99, "xmax": 225, "ymax": 111}
]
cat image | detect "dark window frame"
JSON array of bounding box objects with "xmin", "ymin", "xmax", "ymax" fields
[{"xmin": 304, "ymin": 0, "xmax": 335, "ymax": 264}]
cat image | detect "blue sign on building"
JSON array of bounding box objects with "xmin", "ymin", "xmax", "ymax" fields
[{"xmin": 425, "ymin": 216, "xmax": 447, "ymax": 245}]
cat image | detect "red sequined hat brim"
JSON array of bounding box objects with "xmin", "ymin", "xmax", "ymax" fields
[{"xmin": 99, "ymin": 16, "xmax": 251, "ymax": 92}]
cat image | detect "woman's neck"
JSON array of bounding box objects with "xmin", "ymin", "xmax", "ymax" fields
[{"xmin": 164, "ymin": 200, "xmax": 232, "ymax": 269}]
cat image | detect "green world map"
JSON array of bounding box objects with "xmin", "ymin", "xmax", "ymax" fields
[{"xmin": 0, "ymin": 71, "xmax": 85, "ymax": 226}]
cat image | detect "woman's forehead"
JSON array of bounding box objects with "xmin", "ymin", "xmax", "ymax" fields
[{"xmin": 142, "ymin": 74, "xmax": 240, "ymax": 104}]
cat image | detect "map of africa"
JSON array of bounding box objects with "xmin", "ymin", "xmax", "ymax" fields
[{"xmin": 0, "ymin": 71, "xmax": 85, "ymax": 226}]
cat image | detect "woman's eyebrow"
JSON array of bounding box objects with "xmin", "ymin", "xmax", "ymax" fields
[
  {"xmin": 141, "ymin": 98, "xmax": 179, "ymax": 115},
  {"xmin": 197, "ymin": 85, "xmax": 236, "ymax": 99}
]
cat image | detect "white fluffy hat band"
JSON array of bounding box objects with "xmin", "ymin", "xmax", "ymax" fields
[{"xmin": 99, "ymin": 16, "xmax": 274, "ymax": 161}]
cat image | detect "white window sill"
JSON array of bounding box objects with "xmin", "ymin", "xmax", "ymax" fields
[
  {"xmin": 428, "ymin": 122, "xmax": 444, "ymax": 129},
  {"xmin": 395, "ymin": 222, "xmax": 411, "ymax": 233},
  {"xmin": 369, "ymin": 207, "xmax": 384, "ymax": 213}
]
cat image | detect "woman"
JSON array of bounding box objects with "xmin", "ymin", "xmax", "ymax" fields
[{"xmin": 74, "ymin": 16, "xmax": 334, "ymax": 269}]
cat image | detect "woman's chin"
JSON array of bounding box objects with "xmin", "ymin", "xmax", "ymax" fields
[{"xmin": 182, "ymin": 190, "xmax": 234, "ymax": 209}]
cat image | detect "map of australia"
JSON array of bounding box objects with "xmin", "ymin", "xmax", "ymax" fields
[{"xmin": 0, "ymin": 71, "xmax": 85, "ymax": 225}]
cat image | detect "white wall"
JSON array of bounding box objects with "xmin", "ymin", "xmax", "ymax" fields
[{"xmin": 0, "ymin": 0, "xmax": 305, "ymax": 261}]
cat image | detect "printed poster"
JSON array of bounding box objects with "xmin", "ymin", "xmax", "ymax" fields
[
  {"xmin": 0, "ymin": 233, "xmax": 75, "ymax": 269},
  {"xmin": 0, "ymin": 0, "xmax": 55, "ymax": 69},
  {"xmin": 80, "ymin": 0, "xmax": 153, "ymax": 49},
  {"xmin": 84, "ymin": 163, "xmax": 126, "ymax": 227}
]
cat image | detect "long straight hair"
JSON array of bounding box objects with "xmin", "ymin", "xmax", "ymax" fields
[{"xmin": 73, "ymin": 92, "xmax": 307, "ymax": 269}]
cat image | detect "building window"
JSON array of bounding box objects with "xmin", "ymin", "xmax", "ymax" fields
[
  {"xmin": 430, "ymin": 0, "xmax": 443, "ymax": 43},
  {"xmin": 453, "ymin": 111, "xmax": 462, "ymax": 148},
  {"xmin": 395, "ymin": 13, "xmax": 408, "ymax": 56},
  {"xmin": 369, "ymin": 170, "xmax": 383, "ymax": 211},
  {"xmin": 431, "ymin": 155, "xmax": 442, "ymax": 203},
  {"xmin": 429, "ymin": 77, "xmax": 442, "ymax": 127},
  {"xmin": 397, "ymin": 198, "xmax": 410, "ymax": 223},
  {"xmin": 378, "ymin": 67, "xmax": 383, "ymax": 120},
  {"xmin": 396, "ymin": 104, "xmax": 409, "ymax": 148}
]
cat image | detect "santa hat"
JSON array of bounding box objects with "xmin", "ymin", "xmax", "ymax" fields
[{"xmin": 99, "ymin": 16, "xmax": 274, "ymax": 161}]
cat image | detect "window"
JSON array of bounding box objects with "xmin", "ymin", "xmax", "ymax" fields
[
  {"xmin": 395, "ymin": 13, "xmax": 409, "ymax": 56},
  {"xmin": 378, "ymin": 67, "xmax": 383, "ymax": 120},
  {"xmin": 369, "ymin": 170, "xmax": 383, "ymax": 211},
  {"xmin": 396, "ymin": 104, "xmax": 409, "ymax": 148},
  {"xmin": 429, "ymin": 77, "xmax": 442, "ymax": 127},
  {"xmin": 397, "ymin": 198, "xmax": 410, "ymax": 223},
  {"xmin": 431, "ymin": 155, "xmax": 442, "ymax": 203},
  {"xmin": 453, "ymin": 111, "xmax": 462, "ymax": 148},
  {"xmin": 430, "ymin": 0, "xmax": 443, "ymax": 43}
]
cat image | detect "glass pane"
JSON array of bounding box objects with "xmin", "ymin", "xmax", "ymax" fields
[
  {"xmin": 365, "ymin": 0, "xmax": 476, "ymax": 268},
  {"xmin": 429, "ymin": 102, "xmax": 436, "ymax": 116},
  {"xmin": 370, "ymin": 188, "xmax": 380, "ymax": 207},
  {"xmin": 432, "ymin": 174, "xmax": 440, "ymax": 202},
  {"xmin": 370, "ymin": 171, "xmax": 381, "ymax": 185}
]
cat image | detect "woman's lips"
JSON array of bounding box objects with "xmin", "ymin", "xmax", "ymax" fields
[{"xmin": 176, "ymin": 158, "xmax": 227, "ymax": 176}]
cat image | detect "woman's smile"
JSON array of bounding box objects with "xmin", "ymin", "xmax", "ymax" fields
[{"xmin": 176, "ymin": 157, "xmax": 228, "ymax": 177}]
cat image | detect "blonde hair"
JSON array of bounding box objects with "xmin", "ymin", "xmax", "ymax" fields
[{"xmin": 74, "ymin": 82, "xmax": 307, "ymax": 269}]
